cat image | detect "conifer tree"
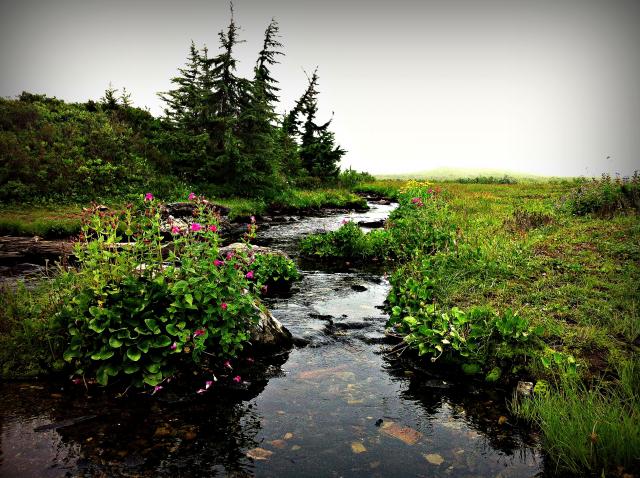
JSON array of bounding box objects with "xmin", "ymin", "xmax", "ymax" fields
[
  {"xmin": 158, "ymin": 41, "xmax": 203, "ymax": 133},
  {"xmin": 232, "ymin": 19, "xmax": 285, "ymax": 195},
  {"xmin": 158, "ymin": 42, "xmax": 209, "ymax": 180},
  {"xmin": 101, "ymin": 82, "xmax": 120, "ymax": 110},
  {"xmin": 198, "ymin": 5, "xmax": 249, "ymax": 184},
  {"xmin": 292, "ymin": 70, "xmax": 345, "ymax": 180}
]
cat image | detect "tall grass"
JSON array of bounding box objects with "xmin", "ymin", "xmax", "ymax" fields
[{"xmin": 511, "ymin": 360, "xmax": 640, "ymax": 475}]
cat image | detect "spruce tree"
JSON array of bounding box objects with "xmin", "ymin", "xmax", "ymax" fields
[
  {"xmin": 232, "ymin": 19, "xmax": 285, "ymax": 195},
  {"xmin": 199, "ymin": 5, "xmax": 249, "ymax": 184},
  {"xmin": 158, "ymin": 41, "xmax": 209, "ymax": 180},
  {"xmin": 158, "ymin": 41, "xmax": 203, "ymax": 133},
  {"xmin": 292, "ymin": 70, "xmax": 345, "ymax": 180}
]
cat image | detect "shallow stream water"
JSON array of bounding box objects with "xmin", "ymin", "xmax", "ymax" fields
[{"xmin": 0, "ymin": 202, "xmax": 543, "ymax": 477}]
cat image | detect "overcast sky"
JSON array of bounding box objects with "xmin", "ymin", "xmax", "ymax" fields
[{"xmin": 1, "ymin": 0, "xmax": 639, "ymax": 176}]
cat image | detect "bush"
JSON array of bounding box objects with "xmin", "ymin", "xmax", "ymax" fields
[
  {"xmin": 560, "ymin": 173, "xmax": 640, "ymax": 216},
  {"xmin": 337, "ymin": 168, "xmax": 375, "ymax": 189},
  {"xmin": 251, "ymin": 253, "xmax": 301, "ymax": 292},
  {"xmin": 57, "ymin": 196, "xmax": 261, "ymax": 388}
]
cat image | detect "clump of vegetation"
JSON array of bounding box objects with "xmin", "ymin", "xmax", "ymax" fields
[
  {"xmin": 252, "ymin": 253, "xmax": 301, "ymax": 289},
  {"xmin": 300, "ymin": 181, "xmax": 452, "ymax": 261},
  {"xmin": 511, "ymin": 360, "xmax": 640, "ymax": 475},
  {"xmin": 560, "ymin": 172, "xmax": 639, "ymax": 216},
  {"xmin": 337, "ymin": 168, "xmax": 375, "ymax": 189},
  {"xmin": 300, "ymin": 221, "xmax": 390, "ymax": 260},
  {"xmin": 352, "ymin": 180, "xmax": 402, "ymax": 200},
  {"xmin": 456, "ymin": 175, "xmax": 518, "ymax": 184},
  {"xmin": 0, "ymin": 276, "xmax": 74, "ymax": 378},
  {"xmin": 57, "ymin": 195, "xmax": 264, "ymax": 388},
  {"xmin": 270, "ymin": 188, "xmax": 367, "ymax": 212},
  {"xmin": 505, "ymin": 208, "xmax": 555, "ymax": 233}
]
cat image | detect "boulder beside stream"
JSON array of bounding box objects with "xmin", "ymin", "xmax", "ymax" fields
[{"xmin": 249, "ymin": 304, "xmax": 293, "ymax": 354}]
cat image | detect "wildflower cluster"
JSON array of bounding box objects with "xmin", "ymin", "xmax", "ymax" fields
[{"xmin": 58, "ymin": 192, "xmax": 260, "ymax": 389}]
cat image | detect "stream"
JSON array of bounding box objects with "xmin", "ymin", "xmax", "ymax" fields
[{"xmin": 0, "ymin": 201, "xmax": 543, "ymax": 477}]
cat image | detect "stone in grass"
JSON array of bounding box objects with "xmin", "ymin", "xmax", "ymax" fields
[{"xmin": 516, "ymin": 381, "xmax": 534, "ymax": 397}]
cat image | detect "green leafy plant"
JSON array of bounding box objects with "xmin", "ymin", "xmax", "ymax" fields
[
  {"xmin": 58, "ymin": 195, "xmax": 260, "ymax": 388},
  {"xmin": 252, "ymin": 253, "xmax": 300, "ymax": 287}
]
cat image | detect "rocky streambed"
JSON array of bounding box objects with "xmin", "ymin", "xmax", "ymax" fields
[{"xmin": 0, "ymin": 201, "xmax": 544, "ymax": 477}]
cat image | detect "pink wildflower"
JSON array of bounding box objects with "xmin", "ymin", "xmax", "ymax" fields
[
  {"xmin": 250, "ymin": 215, "xmax": 256, "ymax": 224},
  {"xmin": 224, "ymin": 360, "xmax": 232, "ymax": 369},
  {"xmin": 188, "ymin": 192, "xmax": 196, "ymax": 201},
  {"xmin": 71, "ymin": 377, "xmax": 83, "ymax": 385},
  {"xmin": 193, "ymin": 328, "xmax": 205, "ymax": 338},
  {"xmin": 226, "ymin": 252, "xmax": 233, "ymax": 260},
  {"xmin": 190, "ymin": 223, "xmax": 202, "ymax": 232},
  {"xmin": 233, "ymin": 375, "xmax": 242, "ymax": 383},
  {"xmin": 152, "ymin": 385, "xmax": 163, "ymax": 394},
  {"xmin": 221, "ymin": 302, "xmax": 228, "ymax": 310},
  {"xmin": 208, "ymin": 224, "xmax": 218, "ymax": 233},
  {"xmin": 245, "ymin": 271, "xmax": 254, "ymax": 280},
  {"xmin": 171, "ymin": 225, "xmax": 181, "ymax": 235},
  {"xmin": 214, "ymin": 259, "xmax": 224, "ymax": 267},
  {"xmin": 411, "ymin": 197, "xmax": 420, "ymax": 204},
  {"xmin": 144, "ymin": 193, "xmax": 154, "ymax": 201},
  {"xmin": 205, "ymin": 380, "xmax": 214, "ymax": 389},
  {"xmin": 170, "ymin": 342, "xmax": 177, "ymax": 351}
]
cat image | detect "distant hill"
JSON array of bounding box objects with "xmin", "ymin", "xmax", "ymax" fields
[{"xmin": 376, "ymin": 167, "xmax": 567, "ymax": 181}]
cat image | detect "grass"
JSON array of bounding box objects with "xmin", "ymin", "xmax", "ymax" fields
[
  {"xmin": 0, "ymin": 188, "xmax": 368, "ymax": 237},
  {"xmin": 511, "ymin": 360, "xmax": 640, "ymax": 475},
  {"xmin": 0, "ymin": 204, "xmax": 84, "ymax": 238},
  {"xmin": 352, "ymin": 180, "xmax": 402, "ymax": 200},
  {"xmin": 0, "ymin": 275, "xmax": 72, "ymax": 378},
  {"xmin": 402, "ymin": 181, "xmax": 640, "ymax": 475},
  {"xmin": 302, "ymin": 179, "xmax": 640, "ymax": 475}
]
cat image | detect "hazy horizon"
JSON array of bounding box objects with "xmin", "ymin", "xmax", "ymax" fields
[{"xmin": 1, "ymin": 0, "xmax": 639, "ymax": 177}]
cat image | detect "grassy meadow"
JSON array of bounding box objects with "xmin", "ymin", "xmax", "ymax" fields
[
  {"xmin": 1, "ymin": 175, "xmax": 638, "ymax": 475},
  {"xmin": 302, "ymin": 177, "xmax": 639, "ymax": 475}
]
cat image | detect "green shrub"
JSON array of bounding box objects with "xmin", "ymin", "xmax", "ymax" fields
[
  {"xmin": 252, "ymin": 253, "xmax": 300, "ymax": 287},
  {"xmin": 57, "ymin": 196, "xmax": 260, "ymax": 388},
  {"xmin": 560, "ymin": 173, "xmax": 639, "ymax": 216},
  {"xmin": 337, "ymin": 168, "xmax": 375, "ymax": 188}
]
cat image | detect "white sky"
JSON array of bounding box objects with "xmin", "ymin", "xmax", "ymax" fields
[{"xmin": 1, "ymin": 0, "xmax": 639, "ymax": 176}]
